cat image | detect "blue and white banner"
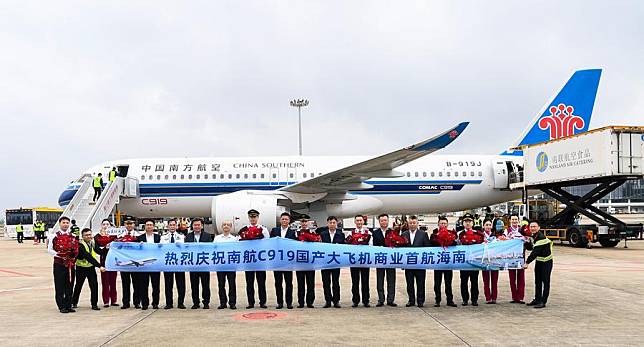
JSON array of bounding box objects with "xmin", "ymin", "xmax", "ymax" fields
[{"xmin": 105, "ymin": 238, "xmax": 525, "ymax": 272}]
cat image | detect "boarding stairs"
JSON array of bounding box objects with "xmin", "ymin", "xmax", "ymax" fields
[{"xmin": 52, "ymin": 176, "xmax": 139, "ymax": 234}]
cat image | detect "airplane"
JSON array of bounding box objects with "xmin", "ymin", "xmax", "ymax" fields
[
  {"xmin": 58, "ymin": 69, "xmax": 602, "ymax": 232},
  {"xmin": 115, "ymin": 258, "xmax": 157, "ymax": 267}
]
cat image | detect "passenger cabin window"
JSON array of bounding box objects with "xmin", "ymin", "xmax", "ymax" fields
[
  {"xmin": 236, "ymin": 174, "xmax": 240, "ymax": 179},
  {"xmin": 157, "ymin": 175, "xmax": 161, "ymax": 180},
  {"xmin": 462, "ymin": 172, "xmax": 467, "ymax": 177},
  {"xmin": 260, "ymin": 174, "xmax": 265, "ymax": 179},
  {"xmin": 303, "ymin": 173, "xmax": 307, "ymax": 178},
  {"xmin": 422, "ymin": 172, "xmax": 427, "ymax": 177},
  {"xmin": 438, "ymin": 172, "xmax": 443, "ymax": 177},
  {"xmin": 272, "ymin": 173, "xmax": 277, "ymax": 179},
  {"xmin": 252, "ymin": 174, "xmax": 256, "ymax": 179},
  {"xmin": 188, "ymin": 174, "xmax": 193, "ymax": 179},
  {"xmin": 431, "ymin": 172, "xmax": 435, "ymax": 177},
  {"xmin": 149, "ymin": 175, "xmax": 153, "ymax": 180},
  {"xmin": 173, "ymin": 175, "xmax": 177, "ymax": 179},
  {"xmin": 446, "ymin": 172, "xmax": 451, "ymax": 177},
  {"xmin": 478, "ymin": 171, "xmax": 483, "ymax": 177},
  {"xmin": 415, "ymin": 172, "xmax": 419, "ymax": 177},
  {"xmin": 165, "ymin": 175, "xmax": 169, "ymax": 180},
  {"xmin": 181, "ymin": 174, "xmax": 185, "ymax": 179},
  {"xmin": 228, "ymin": 174, "xmax": 232, "ymax": 179},
  {"xmin": 244, "ymin": 174, "xmax": 248, "ymax": 179},
  {"xmin": 140, "ymin": 175, "xmax": 145, "ymax": 180},
  {"xmin": 406, "ymin": 172, "xmax": 410, "ymax": 177},
  {"xmin": 289, "ymin": 173, "xmax": 294, "ymax": 179},
  {"xmin": 455, "ymin": 172, "xmax": 459, "ymax": 177}
]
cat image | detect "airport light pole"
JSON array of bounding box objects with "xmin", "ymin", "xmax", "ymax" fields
[{"xmin": 290, "ymin": 99, "xmax": 309, "ymax": 156}]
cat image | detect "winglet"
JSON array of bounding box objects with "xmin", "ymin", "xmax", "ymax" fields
[{"xmin": 410, "ymin": 122, "xmax": 469, "ymax": 152}]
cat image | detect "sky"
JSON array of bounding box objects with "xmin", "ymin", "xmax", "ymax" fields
[{"xmin": 0, "ymin": 0, "xmax": 642, "ymax": 211}]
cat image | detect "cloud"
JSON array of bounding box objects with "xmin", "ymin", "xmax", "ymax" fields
[{"xmin": 0, "ymin": 0, "xmax": 642, "ymax": 209}]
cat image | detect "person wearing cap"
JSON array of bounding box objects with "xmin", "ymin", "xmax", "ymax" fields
[
  {"xmin": 239, "ymin": 209, "xmax": 270, "ymax": 309},
  {"xmin": 186, "ymin": 218, "xmax": 212, "ymax": 309},
  {"xmin": 119, "ymin": 217, "xmax": 142, "ymax": 309},
  {"xmin": 160, "ymin": 218, "xmax": 186, "ymax": 309},
  {"xmin": 270, "ymin": 212, "xmax": 297, "ymax": 309},
  {"xmin": 458, "ymin": 213, "xmax": 485, "ymax": 306}
]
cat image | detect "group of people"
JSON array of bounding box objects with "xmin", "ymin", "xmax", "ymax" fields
[{"xmin": 48, "ymin": 210, "xmax": 553, "ymax": 314}]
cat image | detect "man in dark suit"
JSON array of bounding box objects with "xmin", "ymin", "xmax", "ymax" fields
[
  {"xmin": 320, "ymin": 216, "xmax": 344, "ymax": 308},
  {"xmin": 372, "ymin": 213, "xmax": 397, "ymax": 307},
  {"xmin": 349, "ymin": 215, "xmax": 372, "ymax": 307},
  {"xmin": 270, "ymin": 212, "xmax": 297, "ymax": 309},
  {"xmin": 430, "ymin": 216, "xmax": 458, "ymax": 308},
  {"xmin": 136, "ymin": 219, "xmax": 161, "ymax": 310},
  {"xmin": 402, "ymin": 215, "xmax": 430, "ymax": 307},
  {"xmin": 185, "ymin": 218, "xmax": 212, "ymax": 309}
]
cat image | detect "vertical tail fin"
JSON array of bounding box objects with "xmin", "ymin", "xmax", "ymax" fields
[{"xmin": 504, "ymin": 69, "xmax": 602, "ymax": 154}]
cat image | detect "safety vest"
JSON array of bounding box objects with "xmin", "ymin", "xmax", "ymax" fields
[
  {"xmin": 93, "ymin": 176, "xmax": 102, "ymax": 188},
  {"xmin": 33, "ymin": 223, "xmax": 40, "ymax": 232},
  {"xmin": 109, "ymin": 170, "xmax": 116, "ymax": 182},
  {"xmin": 474, "ymin": 219, "xmax": 481, "ymax": 227},
  {"xmin": 71, "ymin": 225, "xmax": 80, "ymax": 237},
  {"xmin": 16, "ymin": 224, "xmax": 24, "ymax": 233},
  {"xmin": 76, "ymin": 240, "xmax": 99, "ymax": 268},
  {"xmin": 534, "ymin": 238, "xmax": 554, "ymax": 262}
]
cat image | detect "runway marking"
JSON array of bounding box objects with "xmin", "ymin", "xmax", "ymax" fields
[
  {"xmin": 98, "ymin": 309, "xmax": 157, "ymax": 347},
  {"xmin": 234, "ymin": 311, "xmax": 287, "ymax": 321},
  {"xmin": 0, "ymin": 268, "xmax": 35, "ymax": 277},
  {"xmin": 418, "ymin": 307, "xmax": 470, "ymax": 346},
  {"xmin": 0, "ymin": 286, "xmax": 52, "ymax": 294}
]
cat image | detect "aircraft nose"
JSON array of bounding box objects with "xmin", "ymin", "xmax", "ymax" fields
[{"xmin": 58, "ymin": 185, "xmax": 78, "ymax": 207}]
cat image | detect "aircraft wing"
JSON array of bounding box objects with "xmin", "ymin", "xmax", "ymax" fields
[{"xmin": 278, "ymin": 122, "xmax": 469, "ymax": 195}]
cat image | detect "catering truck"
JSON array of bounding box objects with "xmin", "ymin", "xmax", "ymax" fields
[{"xmin": 510, "ymin": 126, "xmax": 644, "ymax": 247}]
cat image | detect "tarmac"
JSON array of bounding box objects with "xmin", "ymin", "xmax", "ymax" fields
[{"xmin": 1, "ymin": 238, "xmax": 643, "ymax": 347}]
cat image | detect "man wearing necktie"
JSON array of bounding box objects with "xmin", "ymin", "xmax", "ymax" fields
[
  {"xmin": 185, "ymin": 219, "xmax": 212, "ymax": 309},
  {"xmin": 160, "ymin": 219, "xmax": 186, "ymax": 309},
  {"xmin": 402, "ymin": 215, "xmax": 431, "ymax": 307},
  {"xmin": 270, "ymin": 212, "xmax": 297, "ymax": 309}
]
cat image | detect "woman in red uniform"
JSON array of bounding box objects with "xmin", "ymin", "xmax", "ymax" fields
[
  {"xmin": 481, "ymin": 219, "xmax": 499, "ymax": 304},
  {"xmin": 95, "ymin": 219, "xmax": 118, "ymax": 307}
]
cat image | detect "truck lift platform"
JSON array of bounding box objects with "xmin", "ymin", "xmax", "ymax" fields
[{"xmin": 510, "ymin": 126, "xmax": 644, "ymax": 248}]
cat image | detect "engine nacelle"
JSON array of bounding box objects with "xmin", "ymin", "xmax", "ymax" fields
[{"xmin": 211, "ymin": 190, "xmax": 286, "ymax": 233}]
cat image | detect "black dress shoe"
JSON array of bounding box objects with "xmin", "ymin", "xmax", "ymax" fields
[
  {"xmin": 352, "ymin": 303, "xmax": 359, "ymax": 308},
  {"xmin": 534, "ymin": 303, "xmax": 546, "ymax": 309},
  {"xmin": 323, "ymin": 303, "xmax": 331, "ymax": 308},
  {"xmin": 490, "ymin": 300, "xmax": 496, "ymax": 304},
  {"xmin": 510, "ymin": 300, "xmax": 519, "ymax": 303},
  {"xmin": 387, "ymin": 302, "xmax": 398, "ymax": 307},
  {"xmin": 472, "ymin": 302, "xmax": 478, "ymax": 306},
  {"xmin": 203, "ymin": 304, "xmax": 210, "ymax": 309},
  {"xmin": 417, "ymin": 304, "xmax": 424, "ymax": 308},
  {"xmin": 259, "ymin": 304, "xmax": 267, "ymax": 309},
  {"xmin": 297, "ymin": 304, "xmax": 305, "ymax": 308},
  {"xmin": 111, "ymin": 303, "xmax": 120, "ymax": 307},
  {"xmin": 104, "ymin": 304, "xmax": 110, "ymax": 308},
  {"xmin": 142, "ymin": 306, "xmax": 149, "ymax": 311},
  {"xmin": 517, "ymin": 300, "xmax": 525, "ymax": 304},
  {"xmin": 287, "ymin": 305, "xmax": 293, "ymax": 309},
  {"xmin": 246, "ymin": 305, "xmax": 254, "ymax": 309},
  {"xmin": 177, "ymin": 304, "xmax": 186, "ymax": 309},
  {"xmin": 135, "ymin": 305, "xmax": 141, "ymax": 309},
  {"xmin": 307, "ymin": 304, "xmax": 315, "ymax": 308},
  {"xmin": 72, "ymin": 304, "xmax": 78, "ymax": 309},
  {"xmin": 59, "ymin": 309, "xmax": 69, "ymax": 314},
  {"xmin": 447, "ymin": 302, "xmax": 457, "ymax": 307},
  {"xmin": 68, "ymin": 308, "xmax": 76, "ymax": 313},
  {"xmin": 164, "ymin": 305, "xmax": 173, "ymax": 310},
  {"xmin": 191, "ymin": 304, "xmax": 200, "ymax": 309},
  {"xmin": 276, "ymin": 304, "xmax": 283, "ymax": 309},
  {"xmin": 121, "ymin": 305, "xmax": 130, "ymax": 309},
  {"xmin": 92, "ymin": 306, "xmax": 100, "ymax": 311},
  {"xmin": 462, "ymin": 302, "xmax": 468, "ymax": 306},
  {"xmin": 486, "ymin": 301, "xmax": 493, "ymax": 304},
  {"xmin": 405, "ymin": 302, "xmax": 416, "ymax": 307},
  {"xmin": 526, "ymin": 300, "xmax": 539, "ymax": 306},
  {"xmin": 230, "ymin": 305, "xmax": 237, "ymax": 310},
  {"xmin": 333, "ymin": 303, "xmax": 342, "ymax": 308},
  {"xmin": 152, "ymin": 305, "xmax": 159, "ymax": 309},
  {"xmin": 217, "ymin": 305, "xmax": 226, "ymax": 309},
  {"xmin": 434, "ymin": 303, "xmax": 441, "ymax": 307},
  {"xmin": 376, "ymin": 302, "xmax": 384, "ymax": 307},
  {"xmin": 363, "ymin": 303, "xmax": 370, "ymax": 308}
]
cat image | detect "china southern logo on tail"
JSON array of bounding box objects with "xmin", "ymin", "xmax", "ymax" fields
[
  {"xmin": 538, "ymin": 104, "xmax": 585, "ymax": 140},
  {"xmin": 505, "ymin": 69, "xmax": 602, "ymax": 154}
]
